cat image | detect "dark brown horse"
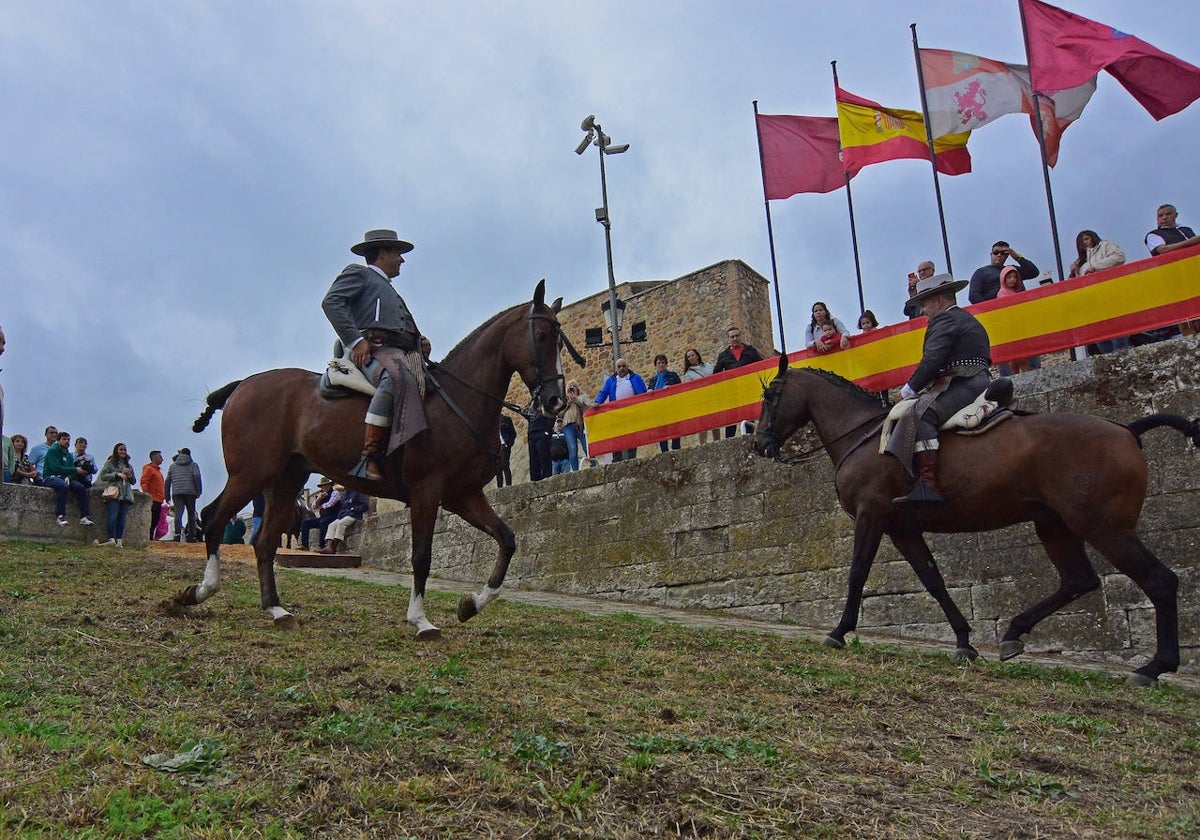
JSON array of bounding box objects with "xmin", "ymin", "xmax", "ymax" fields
[
  {"xmin": 178, "ymin": 281, "xmax": 570, "ymax": 638},
  {"xmin": 752, "ymin": 360, "xmax": 1198, "ymax": 686}
]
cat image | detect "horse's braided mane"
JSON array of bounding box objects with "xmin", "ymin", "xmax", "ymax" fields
[{"xmin": 801, "ymin": 366, "xmax": 890, "ymax": 407}]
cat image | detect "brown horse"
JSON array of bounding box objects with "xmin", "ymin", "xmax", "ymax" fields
[
  {"xmin": 752, "ymin": 360, "xmax": 1198, "ymax": 686},
  {"xmin": 178, "ymin": 280, "xmax": 570, "ymax": 638}
]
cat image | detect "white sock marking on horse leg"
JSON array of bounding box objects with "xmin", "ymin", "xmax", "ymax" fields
[
  {"xmin": 472, "ymin": 584, "xmax": 503, "ymax": 613},
  {"xmin": 194, "ymin": 554, "xmax": 222, "ymax": 602},
  {"xmin": 406, "ymin": 591, "xmax": 439, "ymax": 636},
  {"xmin": 265, "ymin": 606, "xmax": 293, "ymax": 622}
]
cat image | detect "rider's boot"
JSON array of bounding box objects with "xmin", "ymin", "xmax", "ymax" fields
[
  {"xmin": 319, "ymin": 538, "xmax": 342, "ymax": 555},
  {"xmin": 894, "ymin": 450, "xmax": 946, "ymax": 505},
  {"xmin": 353, "ymin": 423, "xmax": 389, "ymax": 483}
]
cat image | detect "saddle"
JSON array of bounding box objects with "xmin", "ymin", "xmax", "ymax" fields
[
  {"xmin": 322, "ymin": 344, "xmax": 378, "ymax": 398},
  {"xmin": 881, "ymin": 378, "xmax": 1015, "ymax": 475}
]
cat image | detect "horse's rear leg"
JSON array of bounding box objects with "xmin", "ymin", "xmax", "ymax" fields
[
  {"xmin": 444, "ymin": 491, "xmax": 515, "ymax": 624},
  {"xmin": 1000, "ymin": 516, "xmax": 1101, "ymax": 662},
  {"xmin": 890, "ymin": 529, "xmax": 977, "ymax": 661},
  {"xmin": 1087, "ymin": 532, "xmax": 1179, "ymax": 686},
  {"xmin": 256, "ymin": 472, "xmax": 308, "ymax": 630},
  {"xmin": 406, "ymin": 501, "xmax": 441, "ymax": 640}
]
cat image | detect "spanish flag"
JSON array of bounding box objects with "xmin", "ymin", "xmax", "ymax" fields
[{"xmin": 835, "ymin": 86, "xmax": 972, "ymax": 176}]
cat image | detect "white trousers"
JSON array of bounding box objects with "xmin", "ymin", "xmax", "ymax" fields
[{"xmin": 326, "ymin": 516, "xmax": 358, "ymax": 542}]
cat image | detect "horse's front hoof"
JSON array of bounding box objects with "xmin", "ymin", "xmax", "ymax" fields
[
  {"xmin": 999, "ymin": 640, "xmax": 1024, "ymax": 661},
  {"xmin": 416, "ymin": 626, "xmax": 441, "ymax": 642},
  {"xmin": 174, "ymin": 585, "xmax": 200, "ymax": 606},
  {"xmin": 274, "ymin": 614, "xmax": 301, "ymax": 632},
  {"xmin": 953, "ymin": 646, "xmax": 979, "ymax": 662},
  {"xmin": 822, "ymin": 635, "xmax": 845, "ymax": 650},
  {"xmin": 457, "ymin": 596, "xmax": 479, "ymax": 623},
  {"xmin": 1127, "ymin": 671, "xmax": 1159, "ymax": 688}
]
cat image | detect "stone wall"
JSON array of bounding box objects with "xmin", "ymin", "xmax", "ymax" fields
[
  {"xmin": 356, "ymin": 338, "xmax": 1200, "ymax": 674},
  {"xmin": 0, "ymin": 483, "xmax": 154, "ymax": 547}
]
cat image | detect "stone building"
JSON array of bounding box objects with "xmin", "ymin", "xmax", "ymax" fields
[{"xmin": 506, "ymin": 258, "xmax": 775, "ymax": 483}]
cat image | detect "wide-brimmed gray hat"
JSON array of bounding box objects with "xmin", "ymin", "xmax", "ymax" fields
[
  {"xmin": 351, "ymin": 229, "xmax": 414, "ymax": 257},
  {"xmin": 906, "ymin": 273, "xmax": 968, "ymax": 306}
]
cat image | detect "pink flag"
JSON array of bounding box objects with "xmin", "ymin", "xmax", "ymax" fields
[
  {"xmin": 755, "ymin": 114, "xmax": 847, "ymax": 199},
  {"xmin": 1021, "ymin": 0, "xmax": 1200, "ymax": 120}
]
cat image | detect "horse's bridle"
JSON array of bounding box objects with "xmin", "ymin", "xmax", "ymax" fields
[
  {"xmin": 758, "ymin": 367, "xmax": 886, "ymax": 467},
  {"xmin": 526, "ymin": 303, "xmax": 585, "ymax": 414}
]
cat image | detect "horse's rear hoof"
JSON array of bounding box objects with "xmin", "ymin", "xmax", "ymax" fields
[
  {"xmin": 822, "ymin": 635, "xmax": 845, "ymax": 650},
  {"xmin": 174, "ymin": 585, "xmax": 200, "ymax": 606},
  {"xmin": 457, "ymin": 596, "xmax": 479, "ymax": 623},
  {"xmin": 416, "ymin": 626, "xmax": 441, "ymax": 642},
  {"xmin": 1127, "ymin": 672, "xmax": 1159, "ymax": 688},
  {"xmin": 999, "ymin": 640, "xmax": 1024, "ymax": 661},
  {"xmin": 953, "ymin": 646, "xmax": 979, "ymax": 662}
]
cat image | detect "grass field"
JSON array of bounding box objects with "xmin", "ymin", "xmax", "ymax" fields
[{"xmin": 1, "ymin": 540, "xmax": 1198, "ymax": 838}]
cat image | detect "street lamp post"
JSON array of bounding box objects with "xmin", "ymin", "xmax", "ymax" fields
[{"xmin": 576, "ymin": 114, "xmax": 629, "ymax": 369}]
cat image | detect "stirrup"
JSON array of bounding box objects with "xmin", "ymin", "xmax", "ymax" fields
[{"xmin": 894, "ymin": 480, "xmax": 945, "ymax": 506}]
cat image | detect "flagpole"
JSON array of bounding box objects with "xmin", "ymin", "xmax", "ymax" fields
[
  {"xmin": 752, "ymin": 100, "xmax": 788, "ymax": 355},
  {"xmin": 831, "ymin": 61, "xmax": 867, "ymax": 316},
  {"xmin": 910, "ymin": 23, "xmax": 954, "ymax": 275},
  {"xmin": 1018, "ymin": 3, "xmax": 1066, "ymax": 283}
]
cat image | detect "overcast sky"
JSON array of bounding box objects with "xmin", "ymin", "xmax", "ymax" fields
[{"xmin": 3, "ymin": 0, "xmax": 1198, "ymax": 502}]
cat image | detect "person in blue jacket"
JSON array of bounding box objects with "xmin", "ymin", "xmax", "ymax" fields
[{"xmin": 593, "ymin": 357, "xmax": 647, "ymax": 462}]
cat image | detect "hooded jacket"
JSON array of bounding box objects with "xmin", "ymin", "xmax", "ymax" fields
[{"xmin": 165, "ymin": 452, "xmax": 202, "ymax": 500}]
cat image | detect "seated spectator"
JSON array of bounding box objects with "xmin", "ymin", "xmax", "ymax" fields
[
  {"xmin": 73, "ymin": 437, "xmax": 97, "ymax": 488},
  {"xmin": 1070, "ymin": 229, "xmax": 1126, "ymax": 277},
  {"xmin": 42, "ymin": 431, "xmax": 94, "ymax": 527},
  {"xmin": 222, "ymin": 516, "xmax": 247, "ymax": 545},
  {"xmin": 805, "ymin": 302, "xmax": 850, "ymax": 353},
  {"xmin": 969, "ymin": 241, "xmax": 1038, "ymax": 304},
  {"xmin": 648, "ymin": 353, "xmax": 682, "ymax": 452},
  {"xmin": 996, "ymin": 266, "xmax": 1040, "ymax": 374},
  {"xmin": 682, "ymin": 349, "xmax": 717, "ymax": 445},
  {"xmin": 858, "ymin": 310, "xmax": 879, "ymax": 332},
  {"xmin": 300, "ymin": 477, "xmax": 339, "ymax": 550},
  {"xmin": 8, "ymin": 435, "xmax": 39, "ymax": 484},
  {"xmin": 319, "ymin": 487, "xmax": 369, "ymax": 554},
  {"xmin": 550, "ymin": 419, "xmax": 571, "ymax": 475},
  {"xmin": 95, "ymin": 442, "xmax": 136, "ymax": 547},
  {"xmin": 29, "ymin": 425, "xmax": 58, "ymax": 483}
]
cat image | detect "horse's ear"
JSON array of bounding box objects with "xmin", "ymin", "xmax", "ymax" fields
[
  {"xmin": 777, "ymin": 354, "xmax": 789, "ymax": 377},
  {"xmin": 533, "ymin": 278, "xmax": 546, "ymax": 308},
  {"xmin": 551, "ymin": 296, "xmax": 563, "ymax": 314}
]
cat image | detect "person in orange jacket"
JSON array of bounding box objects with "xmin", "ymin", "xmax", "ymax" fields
[{"xmin": 140, "ymin": 450, "xmax": 166, "ymax": 541}]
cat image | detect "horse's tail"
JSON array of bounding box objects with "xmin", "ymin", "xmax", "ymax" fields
[
  {"xmin": 1126, "ymin": 413, "xmax": 1200, "ymax": 449},
  {"xmin": 192, "ymin": 380, "xmax": 243, "ymax": 433}
]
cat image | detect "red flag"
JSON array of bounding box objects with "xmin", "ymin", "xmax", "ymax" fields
[
  {"xmin": 835, "ymin": 87, "xmax": 972, "ymax": 176},
  {"xmin": 1021, "ymin": 0, "xmax": 1200, "ymax": 120},
  {"xmin": 755, "ymin": 114, "xmax": 847, "ymax": 199}
]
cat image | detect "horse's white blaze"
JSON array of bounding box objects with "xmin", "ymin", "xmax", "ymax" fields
[
  {"xmin": 265, "ymin": 606, "xmax": 292, "ymax": 621},
  {"xmin": 473, "ymin": 584, "xmax": 503, "ymax": 613},
  {"xmin": 194, "ymin": 554, "xmax": 222, "ymax": 602}
]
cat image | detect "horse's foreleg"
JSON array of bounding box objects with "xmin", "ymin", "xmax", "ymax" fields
[
  {"xmin": 174, "ymin": 493, "xmax": 237, "ymax": 606},
  {"xmin": 1087, "ymin": 532, "xmax": 1178, "ymax": 686},
  {"xmin": 406, "ymin": 503, "xmax": 440, "ymax": 640},
  {"xmin": 444, "ymin": 491, "xmax": 515, "ymax": 624},
  {"xmin": 1000, "ymin": 516, "xmax": 1101, "ymax": 663},
  {"xmin": 890, "ymin": 530, "xmax": 977, "ymax": 661},
  {"xmin": 826, "ymin": 517, "xmax": 885, "ymax": 649}
]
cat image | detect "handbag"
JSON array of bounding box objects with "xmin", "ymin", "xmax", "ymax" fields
[{"xmin": 102, "ymin": 484, "xmax": 120, "ymax": 500}]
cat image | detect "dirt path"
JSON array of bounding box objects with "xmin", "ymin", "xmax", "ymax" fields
[{"xmin": 148, "ymin": 542, "xmax": 1199, "ymax": 689}]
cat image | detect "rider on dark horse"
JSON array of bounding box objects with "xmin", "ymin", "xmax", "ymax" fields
[
  {"xmin": 321, "ymin": 229, "xmax": 428, "ymax": 483},
  {"xmin": 896, "ymin": 273, "xmax": 992, "ymax": 506}
]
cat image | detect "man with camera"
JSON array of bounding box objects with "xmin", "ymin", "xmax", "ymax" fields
[{"xmin": 968, "ymin": 241, "xmax": 1039, "ymax": 305}]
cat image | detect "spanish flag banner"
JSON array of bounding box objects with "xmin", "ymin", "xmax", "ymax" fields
[
  {"xmin": 835, "ymin": 85, "xmax": 972, "ymax": 176},
  {"xmin": 584, "ymin": 249, "xmax": 1200, "ymax": 456}
]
